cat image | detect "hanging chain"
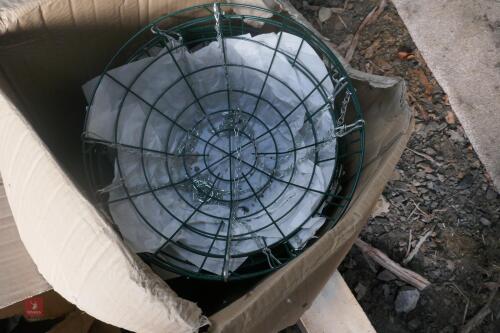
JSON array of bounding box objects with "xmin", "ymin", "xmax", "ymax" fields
[
  {"xmin": 336, "ymin": 90, "xmax": 351, "ymax": 128},
  {"xmin": 335, "ymin": 89, "xmax": 365, "ymax": 138}
]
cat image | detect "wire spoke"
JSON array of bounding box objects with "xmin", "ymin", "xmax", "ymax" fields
[
  {"xmin": 108, "ymin": 151, "xmax": 231, "ymax": 203},
  {"xmin": 156, "ymin": 32, "xmax": 218, "ymax": 132},
  {"xmin": 155, "ymin": 174, "xmax": 222, "ymax": 255},
  {"xmin": 233, "ymin": 72, "xmax": 334, "ymax": 153},
  {"xmin": 254, "ymin": 137, "xmax": 335, "ymax": 156},
  {"xmin": 241, "ymin": 173, "xmax": 286, "ymax": 238},
  {"xmin": 240, "ymin": 32, "xmax": 284, "ymax": 133},
  {"xmin": 237, "ymin": 154, "xmax": 348, "ymax": 201},
  {"xmin": 198, "ymin": 221, "xmax": 225, "ymax": 272},
  {"xmin": 85, "ymin": 137, "xmax": 206, "ymax": 157},
  {"xmin": 105, "ymin": 73, "xmax": 230, "ymax": 157}
]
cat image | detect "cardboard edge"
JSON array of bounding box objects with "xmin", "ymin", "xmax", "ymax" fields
[
  {"xmin": 298, "ymin": 271, "xmax": 376, "ymax": 333},
  {"xmin": 0, "ymin": 90, "xmax": 204, "ymax": 332}
]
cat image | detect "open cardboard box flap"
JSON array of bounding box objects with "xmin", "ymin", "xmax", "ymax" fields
[
  {"xmin": 0, "ymin": 178, "xmax": 51, "ymax": 311},
  {"xmin": 0, "ymin": 0, "xmax": 412, "ymax": 332}
]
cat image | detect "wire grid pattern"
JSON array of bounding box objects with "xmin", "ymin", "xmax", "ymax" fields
[{"xmin": 82, "ymin": 3, "xmax": 365, "ymax": 281}]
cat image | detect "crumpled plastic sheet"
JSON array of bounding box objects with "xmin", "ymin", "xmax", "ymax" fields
[{"xmin": 83, "ymin": 32, "xmax": 340, "ymax": 275}]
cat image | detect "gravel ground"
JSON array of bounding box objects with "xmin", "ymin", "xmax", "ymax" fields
[{"xmin": 290, "ymin": 1, "xmax": 500, "ymax": 332}]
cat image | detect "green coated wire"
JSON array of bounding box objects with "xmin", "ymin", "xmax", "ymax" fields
[{"xmin": 82, "ymin": 3, "xmax": 365, "ymax": 281}]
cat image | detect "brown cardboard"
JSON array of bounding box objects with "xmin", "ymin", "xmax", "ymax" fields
[
  {"xmin": 0, "ymin": 178, "xmax": 51, "ymax": 310},
  {"xmin": 0, "ymin": 289, "xmax": 121, "ymax": 332},
  {"xmin": 48, "ymin": 310, "xmax": 122, "ymax": 333},
  {"xmin": 0, "ymin": 0, "xmax": 412, "ymax": 332},
  {"xmin": 0, "ymin": 290, "xmax": 74, "ymax": 321}
]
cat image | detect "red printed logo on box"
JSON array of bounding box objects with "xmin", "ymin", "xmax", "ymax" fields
[{"xmin": 24, "ymin": 296, "xmax": 44, "ymax": 318}]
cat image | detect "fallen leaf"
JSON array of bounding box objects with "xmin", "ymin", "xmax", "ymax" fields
[
  {"xmin": 371, "ymin": 195, "xmax": 390, "ymax": 217},
  {"xmin": 445, "ymin": 111, "xmax": 456, "ymax": 124},
  {"xmin": 365, "ymin": 39, "xmax": 381, "ymax": 58},
  {"xmin": 419, "ymin": 163, "xmax": 433, "ymax": 173},
  {"xmin": 398, "ymin": 51, "xmax": 413, "ymax": 60},
  {"xmin": 442, "ymin": 94, "xmax": 450, "ymax": 105},
  {"xmin": 318, "ymin": 7, "xmax": 332, "ymax": 23},
  {"xmin": 413, "ymin": 68, "xmax": 434, "ymax": 96},
  {"xmin": 412, "ymin": 103, "xmax": 430, "ymax": 121},
  {"xmin": 374, "ymin": 58, "xmax": 392, "ymax": 71}
]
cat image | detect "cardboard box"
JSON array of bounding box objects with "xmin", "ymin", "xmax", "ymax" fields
[{"xmin": 0, "ymin": 0, "xmax": 412, "ymax": 332}]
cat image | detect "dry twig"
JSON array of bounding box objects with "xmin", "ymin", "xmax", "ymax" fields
[
  {"xmin": 405, "ymin": 230, "xmax": 413, "ymax": 258},
  {"xmin": 336, "ymin": 14, "xmax": 348, "ymax": 29},
  {"xmin": 446, "ymin": 282, "xmax": 470, "ymax": 325},
  {"xmin": 345, "ymin": 0, "xmax": 387, "ymax": 63},
  {"xmin": 403, "ymin": 227, "xmax": 434, "ymax": 265},
  {"xmin": 409, "ymin": 199, "xmax": 431, "ymax": 219},
  {"xmin": 460, "ymin": 287, "xmax": 498, "ymax": 333},
  {"xmin": 406, "ymin": 147, "xmax": 442, "ymax": 167},
  {"xmin": 355, "ymin": 238, "xmax": 431, "ymax": 290}
]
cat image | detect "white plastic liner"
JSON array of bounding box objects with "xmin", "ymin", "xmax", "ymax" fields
[{"xmin": 83, "ymin": 32, "xmax": 339, "ymax": 275}]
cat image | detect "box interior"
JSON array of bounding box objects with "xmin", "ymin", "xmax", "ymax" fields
[
  {"xmin": 0, "ymin": 0, "xmax": 364, "ymax": 314},
  {"xmin": 0, "ymin": 1, "xmax": 412, "ymax": 331}
]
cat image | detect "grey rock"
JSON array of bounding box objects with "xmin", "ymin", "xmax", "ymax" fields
[
  {"xmin": 439, "ymin": 325, "xmax": 455, "ymax": 333},
  {"xmin": 395, "ymin": 280, "xmax": 406, "ymax": 287},
  {"xmin": 449, "ymin": 130, "xmax": 466, "ymax": 144},
  {"xmin": 486, "ymin": 188, "xmax": 498, "ymax": 200},
  {"xmin": 480, "ymin": 217, "xmax": 491, "ymax": 227},
  {"xmin": 414, "ymin": 156, "xmax": 425, "ymax": 163},
  {"xmin": 395, "ymin": 288, "xmax": 420, "ymax": 313},
  {"xmin": 423, "ymin": 147, "xmax": 437, "ymax": 156},
  {"xmin": 382, "ymin": 284, "xmax": 392, "ymax": 299},
  {"xmin": 377, "ymin": 270, "xmax": 397, "ymax": 282},
  {"xmin": 354, "ymin": 282, "xmax": 367, "ymax": 301},
  {"xmin": 408, "ymin": 318, "xmax": 421, "ymax": 330},
  {"xmin": 457, "ymin": 174, "xmax": 473, "ymax": 189},
  {"xmin": 427, "ymin": 182, "xmax": 436, "ymax": 191}
]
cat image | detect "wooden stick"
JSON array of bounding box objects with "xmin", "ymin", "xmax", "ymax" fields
[
  {"xmin": 355, "ymin": 238, "xmax": 431, "ymax": 290},
  {"xmin": 345, "ymin": 0, "xmax": 387, "ymax": 63},
  {"xmin": 406, "ymin": 147, "xmax": 442, "ymax": 167},
  {"xmin": 460, "ymin": 288, "xmax": 498, "ymax": 333}
]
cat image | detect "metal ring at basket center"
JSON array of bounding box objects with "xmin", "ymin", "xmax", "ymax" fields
[{"xmin": 203, "ymin": 128, "xmax": 258, "ymax": 183}]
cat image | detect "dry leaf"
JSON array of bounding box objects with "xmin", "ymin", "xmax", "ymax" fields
[
  {"xmin": 365, "ymin": 39, "xmax": 381, "ymax": 58},
  {"xmin": 442, "ymin": 94, "xmax": 450, "ymax": 105},
  {"xmin": 419, "ymin": 163, "xmax": 433, "ymax": 173},
  {"xmin": 398, "ymin": 51, "xmax": 413, "ymax": 60},
  {"xmin": 371, "ymin": 195, "xmax": 390, "ymax": 217},
  {"xmin": 445, "ymin": 111, "xmax": 456, "ymax": 124},
  {"xmin": 318, "ymin": 7, "xmax": 332, "ymax": 23},
  {"xmin": 412, "ymin": 103, "xmax": 430, "ymax": 121},
  {"xmin": 413, "ymin": 69, "xmax": 434, "ymax": 96}
]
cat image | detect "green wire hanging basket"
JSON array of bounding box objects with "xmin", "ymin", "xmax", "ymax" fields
[{"xmin": 82, "ymin": 2, "xmax": 365, "ymax": 281}]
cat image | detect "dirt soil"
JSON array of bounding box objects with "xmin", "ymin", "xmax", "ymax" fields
[{"xmin": 290, "ymin": 1, "xmax": 500, "ymax": 332}]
